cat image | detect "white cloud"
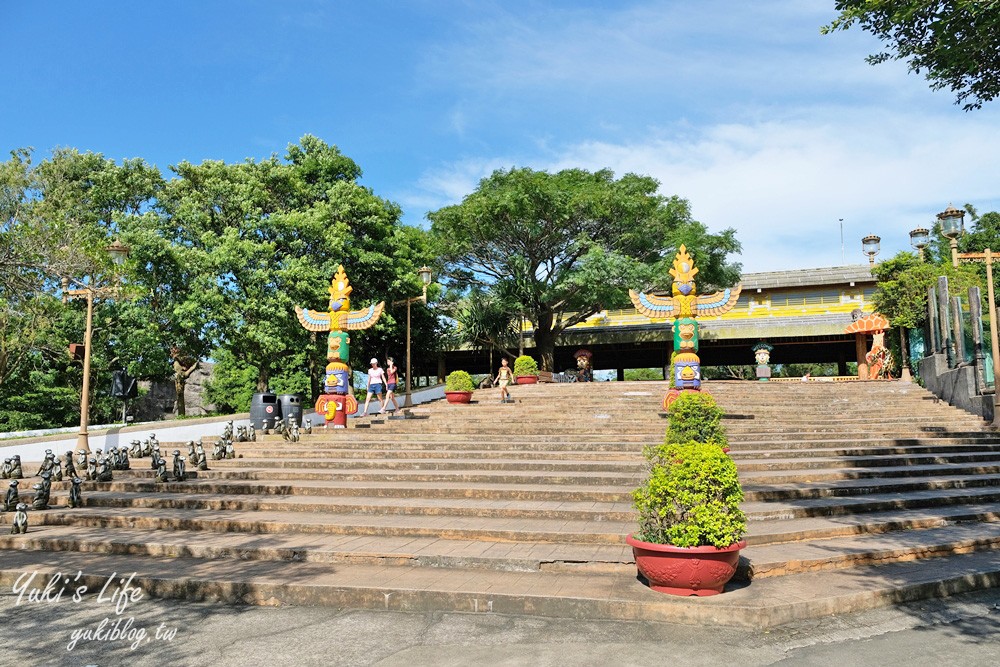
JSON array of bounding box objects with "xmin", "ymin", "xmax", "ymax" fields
[{"xmin": 410, "ymin": 107, "xmax": 1000, "ymax": 272}]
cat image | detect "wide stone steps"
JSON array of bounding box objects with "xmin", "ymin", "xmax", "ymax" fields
[
  {"xmin": 2, "ymin": 546, "xmax": 1000, "ymax": 627},
  {"xmin": 7, "ymin": 378, "xmax": 1000, "ymax": 626}
]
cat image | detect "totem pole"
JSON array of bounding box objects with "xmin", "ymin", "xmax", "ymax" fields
[
  {"xmin": 295, "ymin": 266, "xmax": 384, "ymax": 428},
  {"xmin": 752, "ymin": 342, "xmax": 774, "ymax": 381},
  {"xmin": 630, "ymin": 246, "xmax": 742, "ymax": 409}
]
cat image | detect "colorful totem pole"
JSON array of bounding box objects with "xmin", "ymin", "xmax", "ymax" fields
[
  {"xmin": 630, "ymin": 246, "xmax": 742, "ymax": 409},
  {"xmin": 295, "ymin": 266, "xmax": 385, "ymax": 428}
]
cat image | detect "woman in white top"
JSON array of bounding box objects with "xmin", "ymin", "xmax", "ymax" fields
[{"xmin": 362, "ymin": 358, "xmax": 388, "ymax": 416}]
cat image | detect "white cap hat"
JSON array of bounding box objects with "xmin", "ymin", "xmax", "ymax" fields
[{"xmin": 370, "ymin": 358, "xmax": 378, "ymax": 364}]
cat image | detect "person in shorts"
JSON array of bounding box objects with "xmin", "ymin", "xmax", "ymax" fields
[
  {"xmin": 493, "ymin": 357, "xmax": 514, "ymax": 403},
  {"xmin": 362, "ymin": 358, "xmax": 388, "ymax": 416},
  {"xmin": 385, "ymin": 357, "xmax": 401, "ymax": 413}
]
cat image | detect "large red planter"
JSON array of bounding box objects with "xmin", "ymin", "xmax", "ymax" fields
[
  {"xmin": 444, "ymin": 391, "xmax": 473, "ymax": 404},
  {"xmin": 515, "ymin": 375, "xmax": 538, "ymax": 385},
  {"xmin": 626, "ymin": 534, "xmax": 746, "ymax": 596}
]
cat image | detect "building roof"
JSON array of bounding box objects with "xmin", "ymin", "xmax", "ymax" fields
[{"xmin": 739, "ymin": 265, "xmax": 875, "ymax": 290}]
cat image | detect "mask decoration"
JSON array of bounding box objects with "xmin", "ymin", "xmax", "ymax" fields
[{"xmin": 630, "ymin": 246, "xmax": 742, "ymax": 409}]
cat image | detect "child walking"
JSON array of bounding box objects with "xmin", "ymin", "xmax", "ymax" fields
[
  {"xmin": 384, "ymin": 357, "xmax": 401, "ymax": 412},
  {"xmin": 493, "ymin": 358, "xmax": 514, "ymax": 403}
]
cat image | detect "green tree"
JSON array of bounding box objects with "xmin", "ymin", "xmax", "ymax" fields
[
  {"xmin": 429, "ymin": 167, "xmax": 740, "ymax": 371},
  {"xmin": 824, "ymin": 1, "xmax": 1000, "ymax": 110},
  {"xmin": 872, "ymin": 251, "xmax": 982, "ymax": 328}
]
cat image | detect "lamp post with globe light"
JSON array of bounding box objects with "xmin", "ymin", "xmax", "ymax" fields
[{"xmin": 862, "ymin": 235, "xmax": 881, "ymax": 266}]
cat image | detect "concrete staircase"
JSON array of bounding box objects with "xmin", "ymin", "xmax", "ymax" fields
[{"xmin": 3, "ymin": 381, "xmax": 1000, "ymax": 626}]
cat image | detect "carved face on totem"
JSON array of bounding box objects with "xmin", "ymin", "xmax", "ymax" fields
[
  {"xmin": 327, "ymin": 331, "xmax": 350, "ymax": 363},
  {"xmin": 673, "ymin": 352, "xmax": 701, "ymax": 390},
  {"xmin": 754, "ymin": 348, "xmax": 771, "ymax": 365},
  {"xmin": 327, "ymin": 266, "xmax": 353, "ymax": 313},
  {"xmin": 324, "ymin": 365, "xmax": 351, "ymax": 395},
  {"xmin": 673, "ymin": 318, "xmax": 698, "ymax": 352}
]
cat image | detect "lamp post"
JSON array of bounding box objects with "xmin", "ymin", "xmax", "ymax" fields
[
  {"xmin": 862, "ymin": 235, "xmax": 881, "ymax": 267},
  {"xmin": 62, "ymin": 240, "xmax": 130, "ymax": 453},
  {"xmin": 910, "ymin": 227, "xmax": 930, "ymax": 261},
  {"xmin": 938, "ymin": 205, "xmax": 966, "ymax": 268},
  {"xmin": 392, "ymin": 266, "xmax": 433, "ymax": 406}
]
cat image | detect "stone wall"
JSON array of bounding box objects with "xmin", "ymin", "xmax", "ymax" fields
[
  {"xmin": 919, "ymin": 353, "xmax": 993, "ymax": 422},
  {"xmin": 133, "ymin": 362, "xmax": 216, "ymax": 421}
]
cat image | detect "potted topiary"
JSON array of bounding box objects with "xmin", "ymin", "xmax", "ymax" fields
[
  {"xmin": 513, "ymin": 355, "xmax": 539, "ymax": 384},
  {"xmin": 444, "ymin": 370, "xmax": 475, "ymax": 404},
  {"xmin": 664, "ymin": 391, "xmax": 729, "ymax": 453},
  {"xmin": 626, "ymin": 392, "xmax": 746, "ymax": 596}
]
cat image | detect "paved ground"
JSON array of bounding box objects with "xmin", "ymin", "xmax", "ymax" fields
[{"xmin": 2, "ymin": 580, "xmax": 998, "ymax": 667}]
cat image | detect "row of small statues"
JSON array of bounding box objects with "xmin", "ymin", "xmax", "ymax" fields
[
  {"xmin": 1, "ymin": 471, "xmax": 84, "ymax": 516},
  {"xmin": 258, "ymin": 417, "xmax": 310, "ymax": 441}
]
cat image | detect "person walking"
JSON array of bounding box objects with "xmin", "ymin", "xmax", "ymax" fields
[
  {"xmin": 362, "ymin": 358, "xmax": 388, "ymax": 416},
  {"xmin": 493, "ymin": 358, "xmax": 514, "ymax": 403},
  {"xmin": 385, "ymin": 357, "xmax": 401, "ymax": 413}
]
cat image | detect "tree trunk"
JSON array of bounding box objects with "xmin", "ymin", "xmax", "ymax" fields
[
  {"xmin": 172, "ymin": 357, "xmax": 200, "ymax": 417},
  {"xmin": 308, "ymin": 332, "xmax": 320, "ymax": 401},
  {"xmin": 518, "ymin": 312, "xmax": 525, "ymax": 357},
  {"xmin": 534, "ymin": 311, "xmax": 556, "ymax": 372},
  {"xmin": 257, "ymin": 368, "xmax": 269, "ymax": 392}
]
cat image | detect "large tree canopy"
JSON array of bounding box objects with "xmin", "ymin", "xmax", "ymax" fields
[
  {"xmin": 824, "ymin": 1, "xmax": 1000, "ymax": 110},
  {"xmin": 429, "ymin": 167, "xmax": 741, "ymax": 371}
]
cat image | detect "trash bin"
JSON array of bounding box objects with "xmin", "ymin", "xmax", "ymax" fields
[
  {"xmin": 278, "ymin": 393, "xmax": 304, "ymax": 427},
  {"xmin": 250, "ymin": 392, "xmax": 282, "ymax": 429}
]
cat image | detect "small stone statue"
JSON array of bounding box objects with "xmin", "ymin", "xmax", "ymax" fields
[
  {"xmin": 290, "ymin": 422, "xmax": 300, "ymax": 443},
  {"xmin": 224, "ymin": 440, "xmax": 236, "ymax": 459},
  {"xmin": 51, "ymin": 457, "xmax": 63, "ymax": 482},
  {"xmin": 2, "ymin": 480, "xmax": 19, "ymax": 512},
  {"xmin": 187, "ymin": 440, "xmax": 197, "ymax": 460},
  {"xmin": 86, "ymin": 457, "xmax": 97, "ymax": 482},
  {"xmin": 39, "ymin": 471, "xmax": 52, "ymax": 498},
  {"xmin": 141, "ymin": 438, "xmax": 152, "ymax": 458},
  {"xmin": 304, "ymin": 418, "xmax": 312, "ymax": 435},
  {"xmin": 68, "ymin": 477, "xmax": 83, "ymax": 508},
  {"xmin": 31, "ymin": 483, "xmax": 49, "ymax": 510},
  {"xmin": 10, "ymin": 503, "xmax": 28, "ymax": 534},
  {"xmin": 130, "ymin": 439, "xmax": 143, "ymax": 458},
  {"xmin": 261, "ymin": 420, "xmax": 270, "ymax": 436},
  {"xmin": 9, "ymin": 455, "xmax": 22, "ymax": 479},
  {"xmin": 236, "ymin": 425, "xmax": 248, "ymax": 442},
  {"xmin": 77, "ymin": 450, "xmax": 88, "ymax": 470},
  {"xmin": 149, "ymin": 433, "xmax": 159, "ymax": 449},
  {"xmin": 120, "ymin": 448, "xmax": 130, "ymax": 470},
  {"xmin": 2, "ymin": 458, "xmax": 12, "ymax": 479},
  {"xmin": 150, "ymin": 445, "xmax": 161, "ymax": 470},
  {"xmin": 212, "ymin": 440, "xmax": 225, "ymax": 460},
  {"xmin": 35, "ymin": 450, "xmax": 55, "ymax": 477},
  {"xmin": 64, "ymin": 451, "xmax": 77, "ymax": 478},
  {"xmin": 96, "ymin": 458, "xmax": 113, "ymax": 483},
  {"xmin": 248, "ymin": 424, "xmax": 256, "ymax": 441},
  {"xmin": 171, "ymin": 450, "xmax": 186, "ymax": 482},
  {"xmin": 282, "ymin": 421, "xmax": 291, "ymax": 441},
  {"xmin": 154, "ymin": 457, "xmax": 168, "ymax": 483},
  {"xmin": 195, "ymin": 442, "xmax": 209, "ymax": 471}
]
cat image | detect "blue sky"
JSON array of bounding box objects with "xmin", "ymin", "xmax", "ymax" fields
[{"xmin": 3, "ymin": 1, "xmax": 999, "ymax": 272}]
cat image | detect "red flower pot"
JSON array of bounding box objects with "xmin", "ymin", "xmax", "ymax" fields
[
  {"xmin": 626, "ymin": 534, "xmax": 746, "ymax": 596},
  {"xmin": 444, "ymin": 391, "xmax": 473, "ymax": 404},
  {"xmin": 515, "ymin": 375, "xmax": 538, "ymax": 385}
]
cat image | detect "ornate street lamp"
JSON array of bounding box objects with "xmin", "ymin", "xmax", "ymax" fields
[
  {"xmin": 63, "ymin": 239, "xmax": 130, "ymax": 452},
  {"xmin": 861, "ymin": 235, "xmax": 881, "ymax": 266},
  {"xmin": 909, "ymin": 227, "xmax": 930, "ymax": 261},
  {"xmin": 938, "ymin": 204, "xmax": 966, "ymax": 268}
]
